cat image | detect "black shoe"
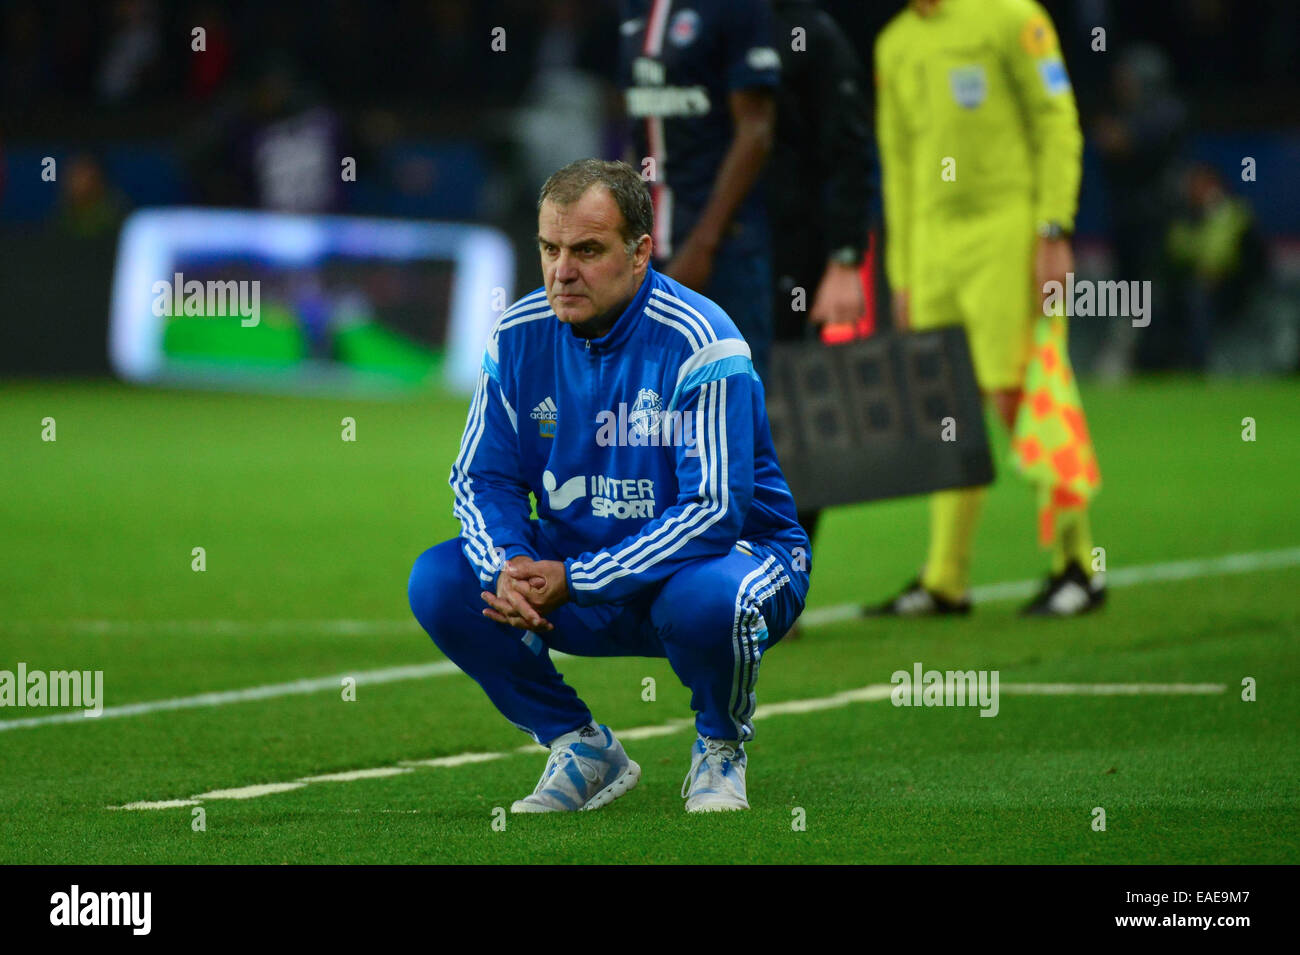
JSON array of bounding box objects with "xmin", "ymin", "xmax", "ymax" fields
[
  {"xmin": 863, "ymin": 579, "xmax": 972, "ymax": 617},
  {"xmin": 1020, "ymin": 562, "xmax": 1106, "ymax": 617}
]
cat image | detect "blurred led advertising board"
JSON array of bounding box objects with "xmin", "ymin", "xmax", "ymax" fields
[{"xmin": 109, "ymin": 208, "xmax": 514, "ymax": 395}]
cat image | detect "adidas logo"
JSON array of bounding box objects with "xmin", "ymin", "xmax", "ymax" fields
[{"xmin": 531, "ymin": 397, "xmax": 558, "ymax": 438}]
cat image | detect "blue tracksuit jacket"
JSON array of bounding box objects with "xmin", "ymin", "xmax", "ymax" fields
[{"xmin": 450, "ymin": 267, "xmax": 809, "ymax": 607}]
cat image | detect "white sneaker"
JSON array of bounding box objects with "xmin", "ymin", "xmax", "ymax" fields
[
  {"xmin": 510, "ymin": 724, "xmax": 640, "ymax": 813},
  {"xmin": 681, "ymin": 736, "xmax": 749, "ymax": 812}
]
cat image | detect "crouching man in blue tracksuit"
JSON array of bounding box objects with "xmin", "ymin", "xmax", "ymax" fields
[{"xmin": 408, "ymin": 159, "xmax": 810, "ymax": 814}]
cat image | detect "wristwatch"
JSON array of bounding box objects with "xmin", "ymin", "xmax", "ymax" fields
[
  {"xmin": 830, "ymin": 246, "xmax": 862, "ymax": 266},
  {"xmin": 1036, "ymin": 221, "xmax": 1072, "ymax": 240}
]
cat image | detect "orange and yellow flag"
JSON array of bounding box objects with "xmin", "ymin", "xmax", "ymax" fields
[{"xmin": 1011, "ymin": 314, "xmax": 1101, "ymax": 546}]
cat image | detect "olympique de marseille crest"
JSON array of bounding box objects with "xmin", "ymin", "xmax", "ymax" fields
[{"xmin": 628, "ymin": 388, "xmax": 663, "ymax": 439}]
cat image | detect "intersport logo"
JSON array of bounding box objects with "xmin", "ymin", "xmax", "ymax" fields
[{"xmin": 542, "ymin": 470, "xmax": 656, "ymax": 520}]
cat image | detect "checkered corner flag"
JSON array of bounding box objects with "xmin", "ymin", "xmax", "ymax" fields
[{"xmin": 1012, "ymin": 313, "xmax": 1102, "ymax": 547}]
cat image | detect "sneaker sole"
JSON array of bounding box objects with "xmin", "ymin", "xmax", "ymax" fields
[
  {"xmin": 685, "ymin": 796, "xmax": 749, "ymax": 813},
  {"xmin": 580, "ymin": 759, "xmax": 641, "ymax": 812},
  {"xmin": 509, "ymin": 759, "xmax": 642, "ymax": 814},
  {"xmin": 509, "ymin": 799, "xmax": 559, "ymax": 814}
]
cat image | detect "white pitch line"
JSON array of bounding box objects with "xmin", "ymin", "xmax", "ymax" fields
[
  {"xmin": 194, "ymin": 782, "xmax": 307, "ymax": 801},
  {"xmin": 299, "ymin": 767, "xmax": 413, "ymax": 784},
  {"xmin": 615, "ymin": 720, "xmax": 694, "ymax": 740},
  {"xmin": 400, "ymin": 752, "xmax": 508, "ymax": 769},
  {"xmin": 757, "ymin": 685, "xmax": 896, "ymax": 713},
  {"xmin": 798, "ymin": 545, "xmax": 1300, "ymax": 626},
  {"xmin": 0, "ymin": 661, "xmax": 461, "ymax": 732},
  {"xmin": 0, "ymin": 619, "xmax": 422, "ymax": 637},
  {"xmin": 115, "ymin": 798, "xmax": 201, "ymax": 811},
  {"xmin": 8, "ymin": 546, "xmax": 1296, "ymax": 733},
  {"xmin": 107, "ymin": 681, "xmax": 1225, "ymax": 810},
  {"xmin": 999, "ymin": 682, "xmax": 1226, "ymax": 695}
]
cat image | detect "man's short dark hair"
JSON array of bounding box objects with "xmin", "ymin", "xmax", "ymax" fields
[{"xmin": 538, "ymin": 159, "xmax": 654, "ymax": 257}]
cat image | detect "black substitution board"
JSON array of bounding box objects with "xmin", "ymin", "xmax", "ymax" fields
[{"xmin": 765, "ymin": 327, "xmax": 994, "ymax": 510}]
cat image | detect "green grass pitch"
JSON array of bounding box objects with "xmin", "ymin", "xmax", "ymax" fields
[{"xmin": 1, "ymin": 377, "xmax": 1297, "ymax": 864}]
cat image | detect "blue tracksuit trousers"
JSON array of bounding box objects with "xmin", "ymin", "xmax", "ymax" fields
[{"xmin": 408, "ymin": 524, "xmax": 807, "ymax": 747}]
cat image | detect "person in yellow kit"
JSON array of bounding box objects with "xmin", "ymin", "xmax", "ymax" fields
[{"xmin": 868, "ymin": 0, "xmax": 1106, "ymax": 617}]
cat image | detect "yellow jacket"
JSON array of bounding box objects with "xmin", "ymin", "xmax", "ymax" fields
[{"xmin": 875, "ymin": 0, "xmax": 1084, "ymax": 291}]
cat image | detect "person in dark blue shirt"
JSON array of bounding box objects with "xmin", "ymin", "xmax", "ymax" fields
[
  {"xmin": 618, "ymin": 0, "xmax": 781, "ymax": 378},
  {"xmin": 768, "ymin": 0, "xmax": 876, "ymax": 558}
]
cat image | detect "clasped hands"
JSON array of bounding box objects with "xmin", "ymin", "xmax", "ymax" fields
[{"xmin": 480, "ymin": 558, "xmax": 569, "ymax": 632}]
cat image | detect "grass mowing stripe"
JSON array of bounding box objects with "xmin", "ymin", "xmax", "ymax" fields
[
  {"xmin": 7, "ymin": 546, "xmax": 1299, "ymax": 638},
  {"xmin": 107, "ymin": 681, "xmax": 1227, "ymax": 811},
  {"xmin": 4, "ymin": 545, "xmax": 1290, "ymax": 732}
]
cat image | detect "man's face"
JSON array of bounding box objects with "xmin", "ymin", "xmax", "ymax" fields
[{"xmin": 538, "ymin": 187, "xmax": 649, "ymax": 330}]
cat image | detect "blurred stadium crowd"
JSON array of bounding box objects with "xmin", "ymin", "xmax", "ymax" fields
[{"xmin": 2, "ymin": 0, "xmax": 1298, "ymax": 376}]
